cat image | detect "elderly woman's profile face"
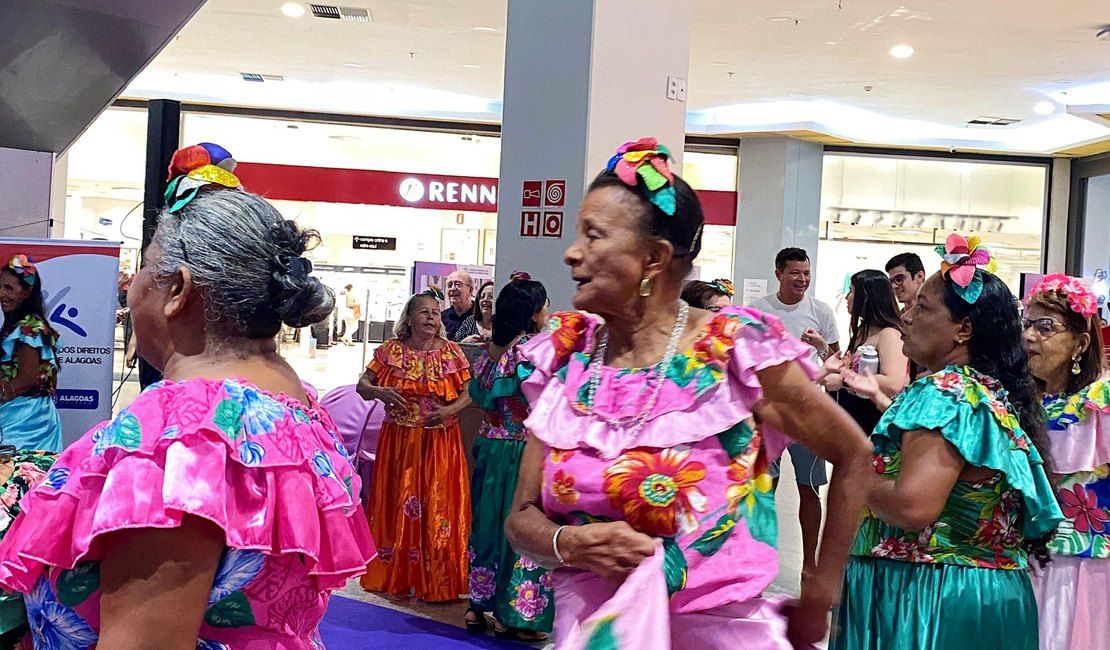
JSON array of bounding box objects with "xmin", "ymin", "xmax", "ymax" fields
[
  {"xmin": 563, "ymin": 186, "xmax": 651, "ymax": 315},
  {"xmin": 900, "ymin": 272, "xmax": 962, "ymax": 370}
]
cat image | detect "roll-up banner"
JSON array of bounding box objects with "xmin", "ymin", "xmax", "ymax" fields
[{"xmin": 0, "ymin": 239, "xmax": 121, "ymax": 446}]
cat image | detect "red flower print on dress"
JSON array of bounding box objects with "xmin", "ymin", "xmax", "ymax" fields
[
  {"xmin": 551, "ymin": 469, "xmax": 580, "ymax": 505},
  {"xmin": 1060, "ymin": 484, "xmax": 1110, "ymax": 534},
  {"xmin": 550, "ymin": 449, "xmax": 575, "ymax": 464},
  {"xmin": 603, "ymin": 448, "xmax": 708, "ymax": 536},
  {"xmin": 933, "ymin": 371, "xmax": 965, "ymax": 394}
]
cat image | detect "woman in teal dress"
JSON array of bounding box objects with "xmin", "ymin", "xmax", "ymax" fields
[
  {"xmin": 0, "ymin": 256, "xmax": 61, "ymax": 452},
  {"xmin": 465, "ymin": 274, "xmax": 554, "ymax": 641},
  {"xmin": 833, "ymin": 235, "xmax": 1063, "ymax": 650}
]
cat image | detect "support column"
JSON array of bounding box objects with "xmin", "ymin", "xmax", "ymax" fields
[
  {"xmin": 0, "ymin": 147, "xmax": 61, "ymax": 238},
  {"xmin": 495, "ymin": 0, "xmax": 692, "ymax": 310},
  {"xmin": 732, "ymin": 137, "xmax": 825, "ymax": 305},
  {"xmin": 1044, "ymin": 158, "xmax": 1070, "ymax": 273}
]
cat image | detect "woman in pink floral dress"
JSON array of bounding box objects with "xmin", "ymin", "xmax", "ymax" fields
[
  {"xmin": 0, "ymin": 174, "xmax": 375, "ymax": 648},
  {"xmin": 504, "ymin": 139, "xmax": 874, "ymax": 649}
]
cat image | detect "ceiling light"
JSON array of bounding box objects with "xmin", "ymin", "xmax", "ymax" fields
[
  {"xmin": 708, "ymin": 61, "xmax": 729, "ymax": 67},
  {"xmin": 473, "ymin": 26, "xmax": 497, "ymax": 32},
  {"xmin": 1033, "ymin": 101, "xmax": 1056, "ymax": 115},
  {"xmin": 461, "ymin": 64, "xmax": 481, "ymax": 69},
  {"xmin": 766, "ymin": 16, "xmax": 794, "ymax": 23},
  {"xmin": 889, "ymin": 45, "xmax": 915, "ymax": 59},
  {"xmin": 281, "ymin": 2, "xmax": 305, "ymax": 17},
  {"xmin": 1055, "ymin": 79, "xmax": 1072, "ymax": 84},
  {"xmin": 342, "ymin": 62, "xmax": 362, "ymax": 68}
]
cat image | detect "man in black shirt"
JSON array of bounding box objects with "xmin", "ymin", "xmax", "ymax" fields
[{"xmin": 441, "ymin": 270, "xmax": 474, "ymax": 340}]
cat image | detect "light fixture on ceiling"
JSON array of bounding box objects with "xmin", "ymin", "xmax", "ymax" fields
[
  {"xmin": 889, "ymin": 44, "xmax": 915, "ymax": 59},
  {"xmin": 281, "ymin": 2, "xmax": 305, "ymax": 17},
  {"xmin": 1033, "ymin": 101, "xmax": 1056, "ymax": 115},
  {"xmin": 461, "ymin": 64, "xmax": 481, "ymax": 69},
  {"xmin": 1055, "ymin": 79, "xmax": 1072, "ymax": 84},
  {"xmin": 1097, "ymin": 26, "xmax": 1110, "ymax": 41},
  {"xmin": 342, "ymin": 62, "xmax": 363, "ymax": 68},
  {"xmin": 708, "ymin": 61, "xmax": 729, "ymax": 66},
  {"xmin": 473, "ymin": 26, "xmax": 498, "ymax": 32},
  {"xmin": 766, "ymin": 16, "xmax": 794, "ymax": 23}
]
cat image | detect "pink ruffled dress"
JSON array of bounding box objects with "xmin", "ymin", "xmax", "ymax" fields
[
  {"xmin": 0, "ymin": 378, "xmax": 376, "ymax": 649},
  {"xmin": 519, "ymin": 307, "xmax": 816, "ymax": 650},
  {"xmin": 1032, "ymin": 379, "xmax": 1110, "ymax": 650}
]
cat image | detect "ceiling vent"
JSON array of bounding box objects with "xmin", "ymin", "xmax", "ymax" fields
[
  {"xmin": 309, "ymin": 4, "xmax": 371, "ymax": 22},
  {"xmin": 240, "ymin": 73, "xmax": 285, "ymax": 82},
  {"xmin": 966, "ymin": 116, "xmax": 1021, "ymax": 126}
]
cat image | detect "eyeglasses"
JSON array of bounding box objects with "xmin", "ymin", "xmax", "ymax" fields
[
  {"xmin": 445, "ymin": 281, "xmax": 468, "ymax": 289},
  {"xmin": 889, "ymin": 273, "xmax": 910, "ymax": 285},
  {"xmin": 1021, "ymin": 317, "xmax": 1065, "ymax": 338}
]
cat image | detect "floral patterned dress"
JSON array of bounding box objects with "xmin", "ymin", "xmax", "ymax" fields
[
  {"xmin": 0, "ymin": 378, "xmax": 375, "ymax": 649},
  {"xmin": 0, "ymin": 315, "xmax": 62, "ymax": 452},
  {"xmin": 467, "ymin": 335, "xmax": 554, "ymax": 631},
  {"xmin": 0, "ymin": 451, "xmax": 55, "ymax": 641},
  {"xmin": 360, "ymin": 338, "xmax": 472, "ymax": 602},
  {"xmin": 1032, "ymin": 379, "xmax": 1110, "ymax": 650},
  {"xmin": 519, "ymin": 307, "xmax": 816, "ymax": 649},
  {"xmin": 833, "ymin": 366, "xmax": 1063, "ymax": 650}
]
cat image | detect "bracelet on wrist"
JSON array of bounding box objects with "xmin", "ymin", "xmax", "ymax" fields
[{"xmin": 552, "ymin": 525, "xmax": 570, "ymax": 566}]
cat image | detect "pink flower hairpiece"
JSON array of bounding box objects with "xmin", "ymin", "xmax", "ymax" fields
[
  {"xmin": 7, "ymin": 255, "xmax": 38, "ymax": 286},
  {"xmin": 1025, "ymin": 273, "xmax": 1099, "ymax": 318},
  {"xmin": 508, "ymin": 270, "xmax": 531, "ymax": 282},
  {"xmin": 605, "ymin": 137, "xmax": 677, "ymax": 215},
  {"xmin": 935, "ymin": 233, "xmax": 997, "ymax": 303}
]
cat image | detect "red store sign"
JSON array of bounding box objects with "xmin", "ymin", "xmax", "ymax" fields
[{"xmin": 235, "ymin": 162, "xmax": 737, "ymax": 226}]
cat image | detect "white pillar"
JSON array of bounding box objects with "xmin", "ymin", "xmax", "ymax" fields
[
  {"xmin": 0, "ymin": 147, "xmax": 62, "ymax": 238},
  {"xmin": 1044, "ymin": 158, "xmax": 1070, "ymax": 273},
  {"xmin": 732, "ymin": 137, "xmax": 825, "ymax": 304},
  {"xmin": 495, "ymin": 0, "xmax": 692, "ymax": 310}
]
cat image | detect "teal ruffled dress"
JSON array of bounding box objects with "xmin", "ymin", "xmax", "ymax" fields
[
  {"xmin": 0, "ymin": 315, "xmax": 62, "ymax": 452},
  {"xmin": 833, "ymin": 365, "xmax": 1063, "ymax": 650},
  {"xmin": 466, "ymin": 335, "xmax": 554, "ymax": 632}
]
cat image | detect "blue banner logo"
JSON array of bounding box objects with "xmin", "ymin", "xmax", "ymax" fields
[{"xmin": 54, "ymin": 389, "xmax": 99, "ymax": 410}]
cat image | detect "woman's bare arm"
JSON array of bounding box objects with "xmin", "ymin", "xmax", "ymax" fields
[{"xmin": 867, "ymin": 429, "xmax": 964, "ymax": 530}]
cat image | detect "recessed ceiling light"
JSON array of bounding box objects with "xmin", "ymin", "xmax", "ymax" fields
[
  {"xmin": 473, "ymin": 26, "xmax": 497, "ymax": 32},
  {"xmin": 1055, "ymin": 79, "xmax": 1072, "ymax": 84},
  {"xmin": 825, "ymin": 41, "xmax": 839, "ymax": 46},
  {"xmin": 342, "ymin": 62, "xmax": 363, "ymax": 68},
  {"xmin": 1033, "ymin": 101, "xmax": 1056, "ymax": 115},
  {"xmin": 281, "ymin": 2, "xmax": 305, "ymax": 18},
  {"xmin": 461, "ymin": 64, "xmax": 481, "ymax": 69},
  {"xmin": 708, "ymin": 61, "xmax": 729, "ymax": 66},
  {"xmin": 889, "ymin": 44, "xmax": 915, "ymax": 59},
  {"xmin": 766, "ymin": 16, "xmax": 794, "ymax": 23}
]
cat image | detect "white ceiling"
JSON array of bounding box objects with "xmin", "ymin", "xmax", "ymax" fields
[{"xmin": 122, "ymin": 0, "xmax": 1110, "ymax": 153}]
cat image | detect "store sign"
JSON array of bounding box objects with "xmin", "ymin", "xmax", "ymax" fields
[
  {"xmin": 352, "ymin": 235, "xmax": 397, "ymax": 251},
  {"xmin": 396, "ymin": 177, "xmax": 497, "ymax": 209}
]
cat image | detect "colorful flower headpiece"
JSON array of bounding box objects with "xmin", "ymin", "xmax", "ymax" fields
[
  {"xmin": 508, "ymin": 270, "xmax": 531, "ymax": 282},
  {"xmin": 935, "ymin": 233, "xmax": 997, "ymax": 304},
  {"xmin": 605, "ymin": 137, "xmax": 677, "ymax": 216},
  {"xmin": 1025, "ymin": 273, "xmax": 1099, "ymax": 318},
  {"xmin": 708, "ymin": 278, "xmax": 734, "ymax": 297},
  {"xmin": 421, "ymin": 286, "xmax": 444, "ymax": 301},
  {"xmin": 7, "ymin": 255, "xmax": 37, "ymax": 286},
  {"xmin": 164, "ymin": 142, "xmax": 241, "ymax": 213}
]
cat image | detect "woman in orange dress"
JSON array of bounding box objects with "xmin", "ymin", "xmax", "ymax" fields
[{"xmin": 358, "ymin": 288, "xmax": 472, "ymax": 601}]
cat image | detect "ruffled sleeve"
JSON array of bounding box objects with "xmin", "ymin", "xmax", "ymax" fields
[
  {"xmin": 0, "ymin": 378, "xmax": 376, "ymax": 593},
  {"xmin": 1046, "ymin": 380, "xmax": 1110, "ymax": 474},
  {"xmin": 1, "ymin": 315, "xmax": 57, "ymax": 368},
  {"xmin": 469, "ymin": 339, "xmax": 530, "ymax": 411},
  {"xmin": 520, "ymin": 308, "xmax": 816, "ymax": 459},
  {"xmin": 368, "ymin": 338, "xmax": 471, "ymax": 401},
  {"xmin": 876, "ymin": 368, "xmax": 1063, "ymax": 539}
]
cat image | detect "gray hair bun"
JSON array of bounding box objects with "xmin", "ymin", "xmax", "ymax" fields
[{"xmin": 153, "ymin": 190, "xmax": 335, "ymax": 338}]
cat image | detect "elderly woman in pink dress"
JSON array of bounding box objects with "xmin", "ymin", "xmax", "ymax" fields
[{"xmin": 504, "ymin": 138, "xmax": 874, "ymax": 649}]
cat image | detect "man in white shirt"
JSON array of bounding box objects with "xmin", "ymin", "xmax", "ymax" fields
[{"xmin": 751, "ymin": 247, "xmax": 839, "ymax": 582}]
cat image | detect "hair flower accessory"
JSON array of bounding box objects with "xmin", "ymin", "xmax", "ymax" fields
[
  {"xmin": 935, "ymin": 233, "xmax": 997, "ymax": 303},
  {"xmin": 605, "ymin": 137, "xmax": 677, "ymax": 216},
  {"xmin": 708, "ymin": 278, "xmax": 734, "ymax": 297},
  {"xmin": 508, "ymin": 270, "xmax": 531, "ymax": 282},
  {"xmin": 7, "ymin": 255, "xmax": 38, "ymax": 286},
  {"xmin": 164, "ymin": 142, "xmax": 241, "ymax": 213},
  {"xmin": 422, "ymin": 286, "xmax": 445, "ymax": 301},
  {"xmin": 1025, "ymin": 273, "xmax": 1099, "ymax": 318}
]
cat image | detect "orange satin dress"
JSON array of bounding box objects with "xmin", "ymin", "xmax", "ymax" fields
[{"xmin": 360, "ymin": 337, "xmax": 472, "ymax": 601}]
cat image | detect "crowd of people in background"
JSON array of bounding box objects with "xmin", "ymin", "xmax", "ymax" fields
[{"xmin": 0, "ymin": 138, "xmax": 1103, "ymax": 649}]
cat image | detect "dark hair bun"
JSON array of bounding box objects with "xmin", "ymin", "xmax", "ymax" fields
[
  {"xmin": 491, "ymin": 279, "xmax": 547, "ymax": 346},
  {"xmin": 268, "ymin": 220, "xmax": 335, "ymax": 329}
]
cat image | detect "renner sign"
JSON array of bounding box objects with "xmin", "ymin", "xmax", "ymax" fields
[{"xmin": 398, "ymin": 177, "xmax": 497, "ymax": 208}]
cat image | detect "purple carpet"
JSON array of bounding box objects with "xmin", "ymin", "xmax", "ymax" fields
[{"xmin": 319, "ymin": 595, "xmax": 531, "ymax": 649}]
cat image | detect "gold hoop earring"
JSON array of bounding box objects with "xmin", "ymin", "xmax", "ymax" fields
[
  {"xmin": 1072, "ymin": 355, "xmax": 1082, "ymax": 375},
  {"xmin": 639, "ymin": 278, "xmax": 652, "ymax": 297}
]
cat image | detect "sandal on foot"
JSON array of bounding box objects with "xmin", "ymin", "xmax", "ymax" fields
[
  {"xmin": 493, "ymin": 625, "xmax": 549, "ymax": 643},
  {"xmin": 464, "ymin": 609, "xmax": 488, "ymax": 635}
]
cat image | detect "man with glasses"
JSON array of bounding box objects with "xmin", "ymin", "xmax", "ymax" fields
[
  {"xmin": 442, "ymin": 270, "xmax": 475, "ymax": 340},
  {"xmin": 885, "ymin": 252, "xmax": 926, "ymax": 313}
]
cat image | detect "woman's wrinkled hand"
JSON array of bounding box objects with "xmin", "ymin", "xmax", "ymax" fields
[
  {"xmin": 561, "ymin": 521, "xmax": 656, "ymax": 584},
  {"xmin": 369, "ymin": 386, "xmax": 408, "ymax": 410},
  {"xmin": 842, "ymin": 366, "xmax": 880, "ymax": 400},
  {"xmin": 422, "ymin": 406, "xmax": 451, "ymax": 427}
]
